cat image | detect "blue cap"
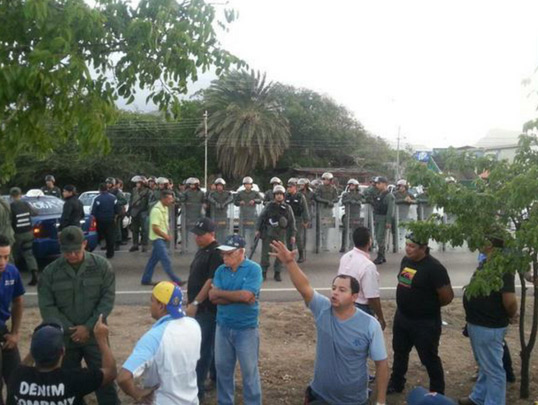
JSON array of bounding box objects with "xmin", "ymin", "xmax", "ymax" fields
[
  {"xmin": 152, "ymin": 281, "xmax": 184, "ymax": 319},
  {"xmin": 31, "ymin": 321, "xmax": 65, "ymax": 365},
  {"xmin": 218, "ymin": 234, "xmax": 246, "ymax": 251}
]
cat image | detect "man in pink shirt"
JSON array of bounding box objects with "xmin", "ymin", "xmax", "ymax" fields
[{"xmin": 338, "ymin": 226, "xmax": 386, "ymax": 330}]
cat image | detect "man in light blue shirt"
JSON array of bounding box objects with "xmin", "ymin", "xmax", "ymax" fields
[
  {"xmin": 209, "ymin": 234, "xmax": 263, "ymax": 405},
  {"xmin": 270, "ymin": 240, "xmax": 389, "ymax": 405}
]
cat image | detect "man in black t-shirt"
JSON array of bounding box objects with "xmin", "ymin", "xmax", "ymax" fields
[
  {"xmin": 7, "ymin": 315, "xmax": 117, "ymax": 405},
  {"xmin": 185, "ymin": 217, "xmax": 224, "ymax": 401},
  {"xmin": 388, "ymin": 233, "xmax": 454, "ymax": 395},
  {"xmin": 459, "ymin": 238, "xmax": 517, "ymax": 405}
]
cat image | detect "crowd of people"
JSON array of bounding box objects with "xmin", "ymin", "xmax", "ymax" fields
[{"xmin": 0, "ymin": 172, "xmax": 519, "ymax": 405}]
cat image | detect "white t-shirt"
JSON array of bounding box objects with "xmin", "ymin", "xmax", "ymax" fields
[{"xmin": 338, "ymin": 247, "xmax": 380, "ymax": 305}]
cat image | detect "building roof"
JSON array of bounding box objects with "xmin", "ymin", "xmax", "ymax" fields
[{"xmin": 474, "ymin": 128, "xmax": 521, "ymax": 149}]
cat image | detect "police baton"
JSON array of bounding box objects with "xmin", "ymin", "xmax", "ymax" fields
[{"xmin": 249, "ymin": 234, "xmax": 261, "ymax": 260}]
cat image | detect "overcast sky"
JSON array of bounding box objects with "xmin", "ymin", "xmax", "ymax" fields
[{"xmin": 212, "ymin": 0, "xmax": 538, "ymax": 149}]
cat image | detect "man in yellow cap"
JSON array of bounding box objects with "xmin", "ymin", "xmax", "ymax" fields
[{"xmin": 118, "ymin": 281, "xmax": 202, "ymax": 404}]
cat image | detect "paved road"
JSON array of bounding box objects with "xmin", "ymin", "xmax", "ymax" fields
[{"xmin": 22, "ymin": 245, "xmax": 493, "ymax": 306}]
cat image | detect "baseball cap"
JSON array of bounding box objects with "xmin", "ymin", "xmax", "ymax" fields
[
  {"xmin": 218, "ymin": 234, "xmax": 246, "ymax": 251},
  {"xmin": 190, "ymin": 217, "xmax": 216, "ymax": 235},
  {"xmin": 152, "ymin": 281, "xmax": 184, "ymax": 319},
  {"xmin": 63, "ymin": 185, "xmax": 76, "ymax": 193},
  {"xmin": 9, "ymin": 187, "xmax": 21, "ymax": 197},
  {"xmin": 405, "ymin": 232, "xmax": 428, "ymax": 246},
  {"xmin": 60, "ymin": 226, "xmax": 85, "ymax": 253},
  {"xmin": 31, "ymin": 321, "xmax": 65, "ymax": 366},
  {"xmin": 375, "ymin": 176, "xmax": 388, "ymax": 184}
]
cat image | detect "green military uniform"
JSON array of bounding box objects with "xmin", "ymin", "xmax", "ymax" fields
[
  {"xmin": 263, "ymin": 189, "xmax": 274, "ymax": 205},
  {"xmin": 340, "ymin": 188, "xmax": 363, "ymax": 251},
  {"xmin": 207, "ymin": 190, "xmax": 233, "ymax": 243},
  {"xmin": 41, "ymin": 186, "xmax": 62, "ymax": 199},
  {"xmin": 314, "ymin": 184, "xmax": 338, "ymax": 251},
  {"xmin": 285, "ymin": 191, "xmax": 309, "ymax": 261},
  {"xmin": 179, "ymin": 187, "xmax": 206, "ymax": 251},
  {"xmin": 128, "ymin": 186, "xmax": 150, "ymax": 250},
  {"xmin": 257, "ymin": 201, "xmax": 296, "ymax": 280},
  {"xmin": 362, "ymin": 185, "xmax": 378, "ymax": 205},
  {"xmin": 0, "ymin": 198, "xmax": 14, "ymax": 245},
  {"xmin": 38, "ymin": 251, "xmax": 118, "ymax": 404},
  {"xmin": 372, "ymin": 190, "xmax": 395, "ymax": 262},
  {"xmin": 234, "ymin": 189, "xmax": 262, "ymax": 248},
  {"xmin": 111, "ymin": 189, "xmax": 127, "ymax": 248},
  {"xmin": 10, "ymin": 198, "xmax": 38, "ymax": 282}
]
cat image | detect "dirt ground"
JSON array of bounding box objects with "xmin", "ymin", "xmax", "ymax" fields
[{"xmin": 12, "ymin": 299, "xmax": 538, "ymax": 404}]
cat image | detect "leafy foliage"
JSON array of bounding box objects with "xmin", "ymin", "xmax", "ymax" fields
[{"xmin": 0, "ymin": 0, "xmax": 242, "ymax": 182}]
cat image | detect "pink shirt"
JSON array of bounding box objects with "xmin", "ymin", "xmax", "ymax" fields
[{"xmin": 337, "ymin": 248, "xmax": 380, "ymax": 305}]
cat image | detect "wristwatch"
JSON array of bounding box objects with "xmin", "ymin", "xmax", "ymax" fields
[{"xmin": 192, "ymin": 300, "xmax": 200, "ymax": 306}]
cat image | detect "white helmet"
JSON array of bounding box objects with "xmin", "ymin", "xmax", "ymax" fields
[
  {"xmin": 321, "ymin": 172, "xmax": 333, "ymax": 180},
  {"xmin": 347, "ymin": 179, "xmax": 359, "ymax": 186},
  {"xmin": 273, "ymin": 185, "xmax": 285, "ymax": 194},
  {"xmin": 131, "ymin": 175, "xmax": 143, "ymax": 183},
  {"xmin": 270, "ymin": 177, "xmax": 282, "ymax": 185},
  {"xmin": 156, "ymin": 177, "xmax": 169, "ymax": 185},
  {"xmin": 186, "ymin": 177, "xmax": 200, "ymax": 185},
  {"xmin": 242, "ymin": 176, "xmax": 253, "ymax": 184},
  {"xmin": 287, "ymin": 177, "xmax": 298, "ymax": 185},
  {"xmin": 397, "ymin": 179, "xmax": 408, "ymax": 187},
  {"xmin": 297, "ymin": 178, "xmax": 307, "ymax": 186},
  {"xmin": 445, "ymin": 176, "xmax": 456, "ymax": 183},
  {"xmin": 214, "ymin": 178, "xmax": 226, "ymax": 185}
]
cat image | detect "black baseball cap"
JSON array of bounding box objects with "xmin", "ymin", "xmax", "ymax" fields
[
  {"xmin": 190, "ymin": 218, "xmax": 216, "ymax": 235},
  {"xmin": 31, "ymin": 321, "xmax": 65, "ymax": 366}
]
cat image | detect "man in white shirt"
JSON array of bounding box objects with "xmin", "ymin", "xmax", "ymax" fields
[{"xmin": 338, "ymin": 226, "xmax": 386, "ymax": 330}]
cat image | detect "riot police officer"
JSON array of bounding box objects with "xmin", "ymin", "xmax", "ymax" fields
[
  {"xmin": 234, "ymin": 176, "xmax": 262, "ymax": 248},
  {"xmin": 314, "ymin": 172, "xmax": 339, "ymax": 251},
  {"xmin": 340, "ymin": 179, "xmax": 363, "ymax": 253},
  {"xmin": 207, "ymin": 178, "xmax": 233, "ymax": 243},
  {"xmin": 264, "ymin": 177, "xmax": 282, "ymax": 205},
  {"xmin": 128, "ymin": 175, "xmax": 150, "ymax": 252},
  {"xmin": 285, "ymin": 178, "xmax": 310, "ymax": 263},
  {"xmin": 394, "ymin": 179, "xmax": 416, "ymax": 204},
  {"xmin": 107, "ymin": 177, "xmax": 127, "ymax": 250},
  {"xmin": 372, "ymin": 176, "xmax": 395, "ymax": 264},
  {"xmin": 179, "ymin": 177, "xmax": 206, "ymax": 251},
  {"xmin": 41, "ymin": 175, "xmax": 62, "ymax": 198},
  {"xmin": 256, "ymin": 185, "xmax": 296, "ymax": 281}
]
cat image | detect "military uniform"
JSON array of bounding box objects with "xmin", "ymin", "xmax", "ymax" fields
[
  {"xmin": 41, "ymin": 186, "xmax": 62, "ymax": 199},
  {"xmin": 38, "ymin": 251, "xmax": 118, "ymax": 404},
  {"xmin": 180, "ymin": 187, "xmax": 206, "ymax": 251},
  {"xmin": 340, "ymin": 188, "xmax": 363, "ymax": 251},
  {"xmin": 314, "ymin": 184, "xmax": 338, "ymax": 251},
  {"xmin": 10, "ymin": 199, "xmax": 38, "ymax": 283},
  {"xmin": 372, "ymin": 190, "xmax": 395, "ymax": 262},
  {"xmin": 263, "ymin": 189, "xmax": 274, "ymax": 205},
  {"xmin": 257, "ymin": 201, "xmax": 296, "ymax": 280},
  {"xmin": 234, "ymin": 189, "xmax": 262, "ymax": 248},
  {"xmin": 362, "ymin": 185, "xmax": 378, "ymax": 205},
  {"xmin": 110, "ymin": 188, "xmax": 127, "ymax": 249},
  {"xmin": 207, "ymin": 190, "xmax": 233, "ymax": 243},
  {"xmin": 129, "ymin": 186, "xmax": 150, "ymax": 250},
  {"xmin": 285, "ymin": 191, "xmax": 309, "ymax": 261}
]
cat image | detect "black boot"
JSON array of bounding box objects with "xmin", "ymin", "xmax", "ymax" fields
[
  {"xmin": 129, "ymin": 245, "xmax": 139, "ymax": 252},
  {"xmin": 262, "ymin": 269, "xmax": 267, "ymax": 281},
  {"xmin": 274, "ymin": 272, "xmax": 282, "ymax": 282},
  {"xmin": 373, "ymin": 255, "xmax": 385, "ymax": 265},
  {"xmin": 28, "ymin": 270, "xmax": 38, "ymax": 286},
  {"xmin": 297, "ymin": 250, "xmax": 305, "ymax": 263}
]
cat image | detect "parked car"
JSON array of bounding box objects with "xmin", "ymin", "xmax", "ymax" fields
[
  {"xmin": 2, "ymin": 193, "xmax": 98, "ymax": 268},
  {"xmin": 79, "ymin": 190, "xmax": 131, "ymax": 228}
]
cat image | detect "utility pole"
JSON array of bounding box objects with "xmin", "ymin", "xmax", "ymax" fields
[
  {"xmin": 204, "ymin": 110, "xmax": 208, "ymax": 191},
  {"xmin": 396, "ymin": 126, "xmax": 401, "ymax": 180}
]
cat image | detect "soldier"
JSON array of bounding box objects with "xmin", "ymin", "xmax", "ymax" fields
[
  {"xmin": 41, "ymin": 175, "xmax": 62, "ymax": 198},
  {"xmin": 59, "ymin": 185, "xmax": 85, "ymax": 231},
  {"xmin": 285, "ymin": 178, "xmax": 310, "ymax": 263},
  {"xmin": 9, "ymin": 187, "xmax": 39, "ymax": 286},
  {"xmin": 298, "ymin": 178, "xmax": 315, "ymax": 208},
  {"xmin": 234, "ymin": 176, "xmax": 262, "ymax": 248},
  {"xmin": 314, "ymin": 172, "xmax": 339, "ymax": 252},
  {"xmin": 263, "ymin": 177, "xmax": 282, "ymax": 205},
  {"xmin": 128, "ymin": 176, "xmax": 150, "ymax": 252},
  {"xmin": 340, "ymin": 179, "xmax": 363, "ymax": 253},
  {"xmin": 394, "ymin": 179, "xmax": 416, "ymax": 204},
  {"xmin": 207, "ymin": 178, "xmax": 233, "ymax": 243},
  {"xmin": 372, "ymin": 176, "xmax": 395, "ymax": 265},
  {"xmin": 256, "ymin": 185, "xmax": 296, "ymax": 281},
  {"xmin": 38, "ymin": 226, "xmax": 119, "ymax": 404},
  {"xmin": 362, "ymin": 177, "xmax": 378, "ymax": 205},
  {"xmin": 179, "ymin": 177, "xmax": 206, "ymax": 251},
  {"xmin": 107, "ymin": 178, "xmax": 127, "ymax": 251}
]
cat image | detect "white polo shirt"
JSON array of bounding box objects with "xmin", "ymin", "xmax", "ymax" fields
[
  {"xmin": 123, "ymin": 315, "xmax": 201, "ymax": 404},
  {"xmin": 337, "ymin": 247, "xmax": 380, "ymax": 305}
]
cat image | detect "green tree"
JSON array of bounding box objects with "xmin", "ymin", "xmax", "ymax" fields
[
  {"xmin": 0, "ymin": 0, "xmax": 242, "ymax": 181},
  {"xmin": 406, "ymin": 135, "xmax": 538, "ymax": 399},
  {"xmin": 202, "ymin": 70, "xmax": 291, "ymax": 179}
]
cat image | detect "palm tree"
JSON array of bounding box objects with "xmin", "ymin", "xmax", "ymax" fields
[{"xmin": 202, "ymin": 70, "xmax": 290, "ymax": 178}]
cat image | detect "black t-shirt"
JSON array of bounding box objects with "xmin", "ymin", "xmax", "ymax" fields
[
  {"xmin": 187, "ymin": 241, "xmax": 223, "ymax": 313},
  {"xmin": 396, "ymin": 254, "xmax": 451, "ymax": 319},
  {"xmin": 463, "ymin": 269, "xmax": 515, "ymax": 328},
  {"xmin": 7, "ymin": 366, "xmax": 103, "ymax": 405}
]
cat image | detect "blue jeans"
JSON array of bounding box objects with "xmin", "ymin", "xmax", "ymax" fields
[
  {"xmin": 468, "ymin": 323, "xmax": 507, "ymax": 405},
  {"xmin": 215, "ymin": 324, "xmax": 261, "ymax": 405},
  {"xmin": 195, "ymin": 311, "xmax": 217, "ymax": 400},
  {"xmin": 141, "ymin": 239, "xmax": 181, "ymax": 284}
]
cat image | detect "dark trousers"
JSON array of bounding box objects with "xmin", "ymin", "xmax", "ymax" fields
[
  {"xmin": 0, "ymin": 328, "xmax": 21, "ymax": 405},
  {"xmin": 390, "ymin": 310, "xmax": 445, "ymax": 394},
  {"xmin": 195, "ymin": 310, "xmax": 217, "ymax": 400},
  {"xmin": 62, "ymin": 342, "xmax": 120, "ymax": 404},
  {"xmin": 354, "ymin": 302, "xmax": 373, "ymax": 316},
  {"xmin": 97, "ymin": 219, "xmax": 115, "ymax": 258}
]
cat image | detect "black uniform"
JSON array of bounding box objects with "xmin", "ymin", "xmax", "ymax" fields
[
  {"xmin": 59, "ymin": 195, "xmax": 85, "ymax": 231},
  {"xmin": 91, "ymin": 192, "xmax": 119, "ymax": 259},
  {"xmin": 41, "ymin": 186, "xmax": 62, "ymax": 199}
]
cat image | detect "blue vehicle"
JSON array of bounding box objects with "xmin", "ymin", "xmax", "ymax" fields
[{"xmin": 2, "ymin": 194, "xmax": 98, "ymax": 268}]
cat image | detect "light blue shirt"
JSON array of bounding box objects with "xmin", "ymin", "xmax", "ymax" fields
[
  {"xmin": 213, "ymin": 259, "xmax": 263, "ymax": 329},
  {"xmin": 309, "ymin": 291, "xmax": 387, "ymax": 405}
]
